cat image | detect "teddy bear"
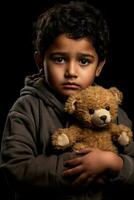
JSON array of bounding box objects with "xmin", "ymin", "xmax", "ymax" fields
[{"xmin": 52, "ymin": 85, "xmax": 133, "ymax": 153}]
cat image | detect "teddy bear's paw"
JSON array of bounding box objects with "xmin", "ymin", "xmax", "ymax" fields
[
  {"xmin": 57, "ymin": 133, "xmax": 70, "ymax": 147},
  {"xmin": 118, "ymin": 131, "xmax": 130, "ymax": 146}
]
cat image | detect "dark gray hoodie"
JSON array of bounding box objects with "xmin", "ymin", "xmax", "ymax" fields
[{"xmin": 0, "ymin": 75, "xmax": 134, "ymax": 200}]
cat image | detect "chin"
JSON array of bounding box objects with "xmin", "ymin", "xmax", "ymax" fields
[
  {"xmin": 62, "ymin": 90, "xmax": 81, "ymax": 97},
  {"xmin": 55, "ymin": 89, "xmax": 81, "ymax": 100}
]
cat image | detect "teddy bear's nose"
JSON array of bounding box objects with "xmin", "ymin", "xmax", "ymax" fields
[{"xmin": 100, "ymin": 115, "xmax": 107, "ymax": 122}]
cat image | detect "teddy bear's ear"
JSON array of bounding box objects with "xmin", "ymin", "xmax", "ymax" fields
[
  {"xmin": 109, "ymin": 87, "xmax": 123, "ymax": 105},
  {"xmin": 64, "ymin": 95, "xmax": 79, "ymax": 114}
]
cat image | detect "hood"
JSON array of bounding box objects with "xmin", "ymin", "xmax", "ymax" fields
[{"xmin": 20, "ymin": 73, "xmax": 65, "ymax": 116}]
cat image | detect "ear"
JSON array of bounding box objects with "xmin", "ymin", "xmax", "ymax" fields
[
  {"xmin": 109, "ymin": 87, "xmax": 123, "ymax": 105},
  {"xmin": 95, "ymin": 59, "xmax": 106, "ymax": 77},
  {"xmin": 34, "ymin": 51, "xmax": 44, "ymax": 71}
]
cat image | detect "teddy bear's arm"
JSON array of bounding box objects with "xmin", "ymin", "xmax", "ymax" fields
[
  {"xmin": 111, "ymin": 123, "xmax": 133, "ymax": 146},
  {"xmin": 52, "ymin": 125, "xmax": 81, "ymax": 150},
  {"xmin": 117, "ymin": 124, "xmax": 133, "ymax": 145}
]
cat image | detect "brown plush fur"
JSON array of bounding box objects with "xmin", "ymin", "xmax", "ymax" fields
[{"xmin": 52, "ymin": 85, "xmax": 133, "ymax": 153}]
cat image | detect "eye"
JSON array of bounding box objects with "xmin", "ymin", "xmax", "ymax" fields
[
  {"xmin": 89, "ymin": 108, "xmax": 94, "ymax": 114},
  {"xmin": 51, "ymin": 56, "xmax": 66, "ymax": 64},
  {"xmin": 105, "ymin": 106, "xmax": 110, "ymax": 111},
  {"xmin": 79, "ymin": 58, "xmax": 90, "ymax": 66}
]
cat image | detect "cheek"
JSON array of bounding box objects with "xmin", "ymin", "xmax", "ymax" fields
[
  {"xmin": 46, "ymin": 67, "xmax": 63, "ymax": 84},
  {"xmin": 81, "ymin": 69, "xmax": 97, "ymax": 86}
]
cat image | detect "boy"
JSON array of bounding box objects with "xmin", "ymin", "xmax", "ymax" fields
[{"xmin": 0, "ymin": 1, "xmax": 134, "ymax": 200}]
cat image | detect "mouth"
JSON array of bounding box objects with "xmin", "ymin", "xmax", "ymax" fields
[
  {"xmin": 92, "ymin": 119, "xmax": 109, "ymax": 128},
  {"xmin": 97, "ymin": 123, "xmax": 108, "ymax": 127},
  {"xmin": 62, "ymin": 82, "xmax": 81, "ymax": 89}
]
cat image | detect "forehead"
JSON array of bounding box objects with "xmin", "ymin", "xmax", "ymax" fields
[{"xmin": 45, "ymin": 34, "xmax": 98, "ymax": 56}]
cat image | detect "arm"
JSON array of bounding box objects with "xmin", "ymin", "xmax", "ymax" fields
[
  {"xmin": 0, "ymin": 104, "xmax": 75, "ymax": 194},
  {"xmin": 114, "ymin": 107, "xmax": 134, "ymax": 185}
]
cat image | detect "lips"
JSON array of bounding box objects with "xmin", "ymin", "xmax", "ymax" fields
[{"xmin": 63, "ymin": 82, "xmax": 81, "ymax": 89}]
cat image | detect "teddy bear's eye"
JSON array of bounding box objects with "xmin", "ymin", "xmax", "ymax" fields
[
  {"xmin": 105, "ymin": 106, "xmax": 110, "ymax": 111},
  {"xmin": 89, "ymin": 109, "xmax": 94, "ymax": 114}
]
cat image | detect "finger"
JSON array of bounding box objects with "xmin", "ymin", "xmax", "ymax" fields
[
  {"xmin": 76, "ymin": 147, "xmax": 94, "ymax": 154},
  {"xmin": 72, "ymin": 173, "xmax": 89, "ymax": 186},
  {"xmin": 64, "ymin": 157, "xmax": 82, "ymax": 167},
  {"xmin": 72, "ymin": 173, "xmax": 95, "ymax": 187},
  {"xmin": 62, "ymin": 165, "xmax": 82, "ymax": 177}
]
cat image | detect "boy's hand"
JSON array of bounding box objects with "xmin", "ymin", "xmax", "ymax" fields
[{"xmin": 62, "ymin": 148, "xmax": 123, "ymax": 186}]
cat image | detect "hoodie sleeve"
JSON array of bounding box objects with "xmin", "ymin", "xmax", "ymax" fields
[
  {"xmin": 110, "ymin": 107, "xmax": 134, "ymax": 187},
  {"xmin": 0, "ymin": 97, "xmax": 75, "ymax": 195}
]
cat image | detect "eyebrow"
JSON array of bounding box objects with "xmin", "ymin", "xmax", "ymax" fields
[
  {"xmin": 49, "ymin": 52, "xmax": 95, "ymax": 59},
  {"xmin": 78, "ymin": 53, "xmax": 94, "ymax": 58}
]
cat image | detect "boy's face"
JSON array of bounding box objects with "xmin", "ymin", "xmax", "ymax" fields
[{"xmin": 41, "ymin": 34, "xmax": 105, "ymax": 98}]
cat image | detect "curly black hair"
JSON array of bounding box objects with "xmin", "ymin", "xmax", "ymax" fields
[{"xmin": 33, "ymin": 1, "xmax": 110, "ymax": 62}]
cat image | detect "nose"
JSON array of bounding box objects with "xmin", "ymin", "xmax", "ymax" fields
[
  {"xmin": 64, "ymin": 62, "xmax": 78, "ymax": 79},
  {"xmin": 100, "ymin": 115, "xmax": 107, "ymax": 122}
]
